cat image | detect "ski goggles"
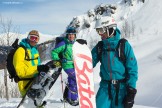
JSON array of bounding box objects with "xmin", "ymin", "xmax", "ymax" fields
[
  {"xmin": 96, "ymin": 27, "xmax": 106, "ymax": 34},
  {"xmin": 96, "ymin": 24, "xmax": 117, "ymax": 34},
  {"xmin": 28, "ymin": 35, "xmax": 39, "ymax": 43}
]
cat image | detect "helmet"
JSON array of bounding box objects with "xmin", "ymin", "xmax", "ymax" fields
[
  {"xmin": 66, "ymin": 27, "xmax": 77, "ymax": 39},
  {"xmin": 95, "ymin": 16, "xmax": 117, "ymax": 29},
  {"xmin": 66, "ymin": 27, "xmax": 77, "ymax": 34}
]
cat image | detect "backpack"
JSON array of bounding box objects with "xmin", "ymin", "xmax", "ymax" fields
[
  {"xmin": 6, "ymin": 38, "xmax": 33, "ymax": 83},
  {"xmin": 96, "ymin": 38, "xmax": 127, "ymax": 63},
  {"xmin": 55, "ymin": 37, "xmax": 68, "ymax": 60}
]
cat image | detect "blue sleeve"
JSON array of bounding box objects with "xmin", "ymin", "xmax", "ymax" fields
[{"xmin": 125, "ymin": 41, "xmax": 138, "ymax": 88}]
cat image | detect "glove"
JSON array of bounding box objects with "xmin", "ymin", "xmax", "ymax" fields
[
  {"xmin": 45, "ymin": 60, "xmax": 55, "ymax": 69},
  {"xmin": 53, "ymin": 60, "xmax": 61, "ymax": 67},
  {"xmin": 37, "ymin": 65, "xmax": 49, "ymax": 73},
  {"xmin": 76, "ymin": 39, "xmax": 87, "ymax": 45},
  {"xmin": 123, "ymin": 86, "xmax": 137, "ymax": 108}
]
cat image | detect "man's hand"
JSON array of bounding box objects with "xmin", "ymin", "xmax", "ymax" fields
[
  {"xmin": 37, "ymin": 65, "xmax": 49, "ymax": 73},
  {"xmin": 76, "ymin": 39, "xmax": 87, "ymax": 45},
  {"xmin": 53, "ymin": 60, "xmax": 61, "ymax": 67},
  {"xmin": 123, "ymin": 86, "xmax": 137, "ymax": 108}
]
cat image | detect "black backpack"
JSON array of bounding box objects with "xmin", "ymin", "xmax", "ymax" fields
[
  {"xmin": 6, "ymin": 38, "xmax": 33, "ymax": 83},
  {"xmin": 96, "ymin": 38, "xmax": 127, "ymax": 63}
]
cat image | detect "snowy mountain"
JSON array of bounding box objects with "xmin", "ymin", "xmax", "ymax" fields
[
  {"xmin": 0, "ymin": 32, "xmax": 55, "ymax": 45},
  {"xmin": 0, "ymin": 0, "xmax": 162, "ymax": 108}
]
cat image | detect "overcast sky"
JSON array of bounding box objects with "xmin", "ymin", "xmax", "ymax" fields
[{"xmin": 0, "ymin": 0, "xmax": 120, "ymax": 35}]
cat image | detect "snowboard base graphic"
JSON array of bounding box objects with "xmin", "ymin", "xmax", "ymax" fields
[{"xmin": 73, "ymin": 42, "xmax": 96, "ymax": 108}]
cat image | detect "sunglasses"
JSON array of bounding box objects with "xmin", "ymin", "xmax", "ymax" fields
[
  {"xmin": 28, "ymin": 35, "xmax": 39, "ymax": 42},
  {"xmin": 96, "ymin": 27, "xmax": 106, "ymax": 34}
]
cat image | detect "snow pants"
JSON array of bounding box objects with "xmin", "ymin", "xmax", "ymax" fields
[
  {"xmin": 64, "ymin": 68, "xmax": 78, "ymax": 101},
  {"xmin": 96, "ymin": 80, "xmax": 127, "ymax": 108}
]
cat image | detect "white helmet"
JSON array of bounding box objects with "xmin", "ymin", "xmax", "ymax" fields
[{"xmin": 95, "ymin": 16, "xmax": 117, "ymax": 29}]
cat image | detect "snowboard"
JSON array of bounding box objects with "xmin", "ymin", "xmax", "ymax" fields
[
  {"xmin": 72, "ymin": 41, "xmax": 96, "ymax": 108},
  {"xmin": 17, "ymin": 63, "xmax": 62, "ymax": 108}
]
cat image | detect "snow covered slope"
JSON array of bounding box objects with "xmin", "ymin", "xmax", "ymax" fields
[
  {"xmin": 0, "ymin": 0, "xmax": 162, "ymax": 108},
  {"xmin": 0, "ymin": 99, "xmax": 158, "ymax": 108},
  {"xmin": 123, "ymin": 0, "xmax": 162, "ymax": 107},
  {"xmin": 0, "ymin": 32, "xmax": 55, "ymax": 45}
]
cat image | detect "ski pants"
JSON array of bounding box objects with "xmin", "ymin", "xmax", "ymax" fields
[
  {"xmin": 64, "ymin": 68, "xmax": 78, "ymax": 101},
  {"xmin": 96, "ymin": 80, "xmax": 127, "ymax": 108}
]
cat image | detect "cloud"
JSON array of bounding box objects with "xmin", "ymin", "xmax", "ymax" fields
[{"xmin": 0, "ymin": 0, "xmax": 120, "ymax": 34}]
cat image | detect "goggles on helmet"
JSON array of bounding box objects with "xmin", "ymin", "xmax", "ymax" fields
[
  {"xmin": 28, "ymin": 35, "xmax": 39, "ymax": 43},
  {"xmin": 96, "ymin": 24, "xmax": 117, "ymax": 35},
  {"xmin": 96, "ymin": 27, "xmax": 106, "ymax": 34}
]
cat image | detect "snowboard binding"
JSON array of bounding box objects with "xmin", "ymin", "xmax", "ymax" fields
[
  {"xmin": 27, "ymin": 88, "xmax": 46, "ymax": 100},
  {"xmin": 16, "ymin": 61, "xmax": 62, "ymax": 108},
  {"xmin": 34, "ymin": 100, "xmax": 47, "ymax": 107}
]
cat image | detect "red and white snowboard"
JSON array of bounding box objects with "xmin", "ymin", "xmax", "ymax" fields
[{"xmin": 73, "ymin": 41, "xmax": 96, "ymax": 108}]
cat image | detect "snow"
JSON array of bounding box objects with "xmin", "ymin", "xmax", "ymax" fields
[{"xmin": 0, "ymin": 0, "xmax": 162, "ymax": 108}]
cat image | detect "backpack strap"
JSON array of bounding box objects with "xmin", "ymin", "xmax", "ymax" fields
[
  {"xmin": 19, "ymin": 45, "xmax": 38, "ymax": 61},
  {"xmin": 117, "ymin": 38, "xmax": 129, "ymax": 81},
  {"xmin": 96, "ymin": 38, "xmax": 127, "ymax": 63},
  {"xmin": 116, "ymin": 38, "xmax": 127, "ymax": 63},
  {"xmin": 96, "ymin": 41, "xmax": 103, "ymax": 62},
  {"xmin": 14, "ymin": 76, "xmax": 34, "ymax": 83}
]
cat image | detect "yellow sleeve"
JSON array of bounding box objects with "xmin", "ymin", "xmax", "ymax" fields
[{"xmin": 13, "ymin": 47, "xmax": 38, "ymax": 78}]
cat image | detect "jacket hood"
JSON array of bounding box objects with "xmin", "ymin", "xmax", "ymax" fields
[
  {"xmin": 106, "ymin": 28, "xmax": 121, "ymax": 41},
  {"xmin": 19, "ymin": 38, "xmax": 37, "ymax": 49}
]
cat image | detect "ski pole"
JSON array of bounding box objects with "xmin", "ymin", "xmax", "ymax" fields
[{"xmin": 60, "ymin": 72, "xmax": 66, "ymax": 108}]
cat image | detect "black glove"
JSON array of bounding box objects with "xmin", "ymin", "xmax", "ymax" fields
[
  {"xmin": 37, "ymin": 65, "xmax": 49, "ymax": 73},
  {"xmin": 123, "ymin": 86, "xmax": 137, "ymax": 108},
  {"xmin": 76, "ymin": 39, "xmax": 87, "ymax": 45},
  {"xmin": 45, "ymin": 60, "xmax": 55, "ymax": 69}
]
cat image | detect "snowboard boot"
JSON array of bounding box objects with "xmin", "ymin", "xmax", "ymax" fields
[
  {"xmin": 67, "ymin": 99, "xmax": 79, "ymax": 106},
  {"xmin": 63, "ymin": 86, "xmax": 79, "ymax": 106}
]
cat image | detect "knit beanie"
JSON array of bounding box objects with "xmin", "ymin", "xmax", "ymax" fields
[{"xmin": 28, "ymin": 30, "xmax": 39, "ymax": 37}]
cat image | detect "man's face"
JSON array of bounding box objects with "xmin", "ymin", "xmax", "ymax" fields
[
  {"xmin": 67, "ymin": 33, "xmax": 76, "ymax": 41},
  {"xmin": 28, "ymin": 35, "xmax": 39, "ymax": 46},
  {"xmin": 96, "ymin": 27, "xmax": 108, "ymax": 40}
]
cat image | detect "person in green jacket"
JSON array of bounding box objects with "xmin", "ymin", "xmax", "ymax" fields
[
  {"xmin": 51, "ymin": 27, "xmax": 79, "ymax": 106},
  {"xmin": 91, "ymin": 16, "xmax": 138, "ymax": 108}
]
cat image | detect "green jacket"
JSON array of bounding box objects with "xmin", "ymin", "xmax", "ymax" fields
[{"xmin": 51, "ymin": 38, "xmax": 75, "ymax": 70}]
